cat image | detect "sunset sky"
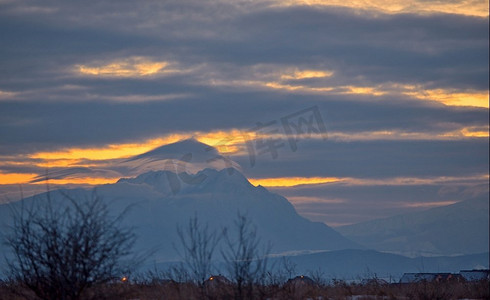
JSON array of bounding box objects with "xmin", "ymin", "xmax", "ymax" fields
[{"xmin": 0, "ymin": 0, "xmax": 488, "ymax": 226}]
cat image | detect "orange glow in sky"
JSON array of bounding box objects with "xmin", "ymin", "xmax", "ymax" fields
[
  {"xmin": 77, "ymin": 57, "xmax": 169, "ymax": 77},
  {"xmin": 28, "ymin": 129, "xmax": 255, "ymax": 165},
  {"xmin": 280, "ymin": 69, "xmax": 334, "ymax": 80},
  {"xmin": 0, "ymin": 173, "xmax": 38, "ymax": 185},
  {"xmin": 3, "ymin": 125, "xmax": 488, "ymax": 187},
  {"xmin": 404, "ymin": 200, "xmax": 459, "ymax": 208},
  {"xmin": 237, "ymin": 76, "xmax": 489, "ymax": 108},
  {"xmin": 29, "ymin": 135, "xmax": 188, "ymax": 161},
  {"xmin": 460, "ymin": 127, "xmax": 489, "ymax": 137},
  {"xmin": 30, "ymin": 177, "xmax": 120, "ymax": 185},
  {"xmin": 195, "ymin": 130, "xmax": 256, "ymax": 154},
  {"xmin": 404, "ymin": 88, "xmax": 489, "ymax": 108},
  {"xmin": 249, "ymin": 174, "xmax": 489, "ymax": 188},
  {"xmin": 273, "ymin": 0, "xmax": 489, "ymax": 17},
  {"xmin": 249, "ymin": 177, "xmax": 342, "ymax": 187}
]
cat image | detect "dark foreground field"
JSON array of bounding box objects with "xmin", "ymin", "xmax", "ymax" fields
[{"xmin": 1, "ymin": 278, "xmax": 488, "ymax": 300}]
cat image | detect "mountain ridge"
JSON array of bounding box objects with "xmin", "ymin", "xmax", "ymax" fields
[
  {"xmin": 1, "ymin": 139, "xmax": 486, "ymax": 277},
  {"xmin": 337, "ymin": 196, "xmax": 489, "ymax": 256},
  {"xmin": 0, "ymin": 167, "xmax": 361, "ymax": 264}
]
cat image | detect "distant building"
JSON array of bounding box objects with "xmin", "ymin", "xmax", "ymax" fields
[
  {"xmin": 460, "ymin": 269, "xmax": 490, "ymax": 281},
  {"xmin": 285, "ymin": 275, "xmax": 316, "ymax": 287},
  {"xmin": 204, "ymin": 275, "xmax": 231, "ymax": 287},
  {"xmin": 399, "ymin": 273, "xmax": 463, "ymax": 283}
]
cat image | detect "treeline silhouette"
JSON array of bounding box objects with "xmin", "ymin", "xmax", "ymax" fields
[{"xmin": 1, "ymin": 192, "xmax": 488, "ymax": 300}]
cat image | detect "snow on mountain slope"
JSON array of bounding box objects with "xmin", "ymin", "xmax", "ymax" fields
[
  {"xmin": 337, "ymin": 196, "xmax": 489, "ymax": 256},
  {"xmin": 109, "ymin": 167, "xmax": 361, "ymax": 258},
  {"xmin": 0, "ymin": 167, "xmax": 361, "ymax": 264},
  {"xmin": 1, "ymin": 138, "xmax": 486, "ymax": 276}
]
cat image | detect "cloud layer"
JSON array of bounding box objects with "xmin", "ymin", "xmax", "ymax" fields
[{"xmin": 0, "ymin": 0, "xmax": 488, "ymax": 225}]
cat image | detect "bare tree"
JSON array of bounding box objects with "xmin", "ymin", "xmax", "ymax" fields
[
  {"xmin": 221, "ymin": 213, "xmax": 271, "ymax": 300},
  {"xmin": 4, "ymin": 191, "xmax": 136, "ymax": 300},
  {"xmin": 175, "ymin": 215, "xmax": 221, "ymax": 297}
]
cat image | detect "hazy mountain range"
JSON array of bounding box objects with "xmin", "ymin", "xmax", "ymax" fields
[
  {"xmin": 337, "ymin": 196, "xmax": 489, "ymax": 257},
  {"xmin": 0, "ymin": 139, "xmax": 488, "ymax": 277}
]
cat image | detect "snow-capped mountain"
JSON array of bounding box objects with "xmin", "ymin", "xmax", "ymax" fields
[
  {"xmin": 0, "ymin": 140, "xmax": 360, "ymax": 264},
  {"xmin": 337, "ymin": 196, "xmax": 489, "ymax": 257},
  {"xmin": 2, "ymin": 138, "xmax": 486, "ymax": 278},
  {"xmin": 100, "ymin": 167, "xmax": 360, "ymax": 260}
]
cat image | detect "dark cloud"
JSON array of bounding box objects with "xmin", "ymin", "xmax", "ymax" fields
[
  {"xmin": 0, "ymin": 0, "xmax": 487, "ymax": 223},
  {"xmin": 0, "ymin": 2, "xmax": 488, "ymax": 92},
  {"xmin": 237, "ymin": 139, "xmax": 489, "ymax": 179},
  {"xmin": 0, "ymin": 90, "xmax": 487, "ymax": 153},
  {"xmin": 272, "ymin": 183, "xmax": 489, "ymax": 225}
]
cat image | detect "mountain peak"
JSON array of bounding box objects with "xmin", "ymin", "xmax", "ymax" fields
[
  {"xmin": 128, "ymin": 138, "xmax": 219, "ymax": 161},
  {"xmin": 121, "ymin": 138, "xmax": 240, "ymax": 175},
  {"xmin": 117, "ymin": 167, "xmax": 252, "ymax": 195}
]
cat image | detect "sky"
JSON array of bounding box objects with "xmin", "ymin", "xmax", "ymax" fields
[{"xmin": 0, "ymin": 0, "xmax": 488, "ymax": 226}]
